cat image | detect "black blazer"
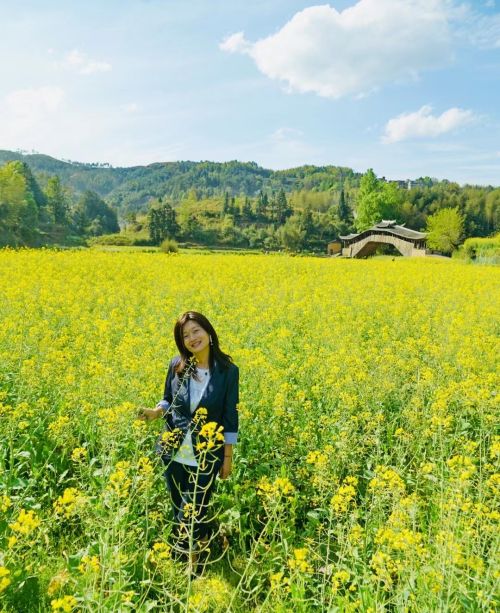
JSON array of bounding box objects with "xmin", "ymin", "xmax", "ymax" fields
[{"xmin": 157, "ymin": 356, "xmax": 239, "ymax": 462}]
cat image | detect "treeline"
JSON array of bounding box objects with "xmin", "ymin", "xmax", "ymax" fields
[
  {"xmin": 0, "ymin": 161, "xmax": 119, "ymax": 247},
  {"xmin": 115, "ymin": 170, "xmax": 498, "ymax": 253},
  {"xmin": 0, "ymin": 151, "xmax": 360, "ymax": 214},
  {"xmin": 138, "ymin": 188, "xmax": 329, "ymax": 251},
  {"xmin": 0, "ymin": 151, "xmax": 498, "ymax": 251}
]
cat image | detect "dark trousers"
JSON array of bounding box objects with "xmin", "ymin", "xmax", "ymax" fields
[{"xmin": 163, "ymin": 457, "xmax": 222, "ymax": 543}]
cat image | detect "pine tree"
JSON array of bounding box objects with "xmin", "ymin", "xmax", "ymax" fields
[
  {"xmin": 242, "ymin": 196, "xmax": 253, "ymax": 222},
  {"xmin": 276, "ymin": 189, "xmax": 292, "ymax": 225},
  {"xmin": 255, "ymin": 191, "xmax": 268, "ymax": 220},
  {"xmin": 222, "ymin": 191, "xmax": 230, "ymax": 216},
  {"xmin": 338, "ymin": 188, "xmax": 349, "ymax": 223},
  {"xmin": 45, "ymin": 176, "xmax": 69, "ymax": 224},
  {"xmin": 148, "ymin": 201, "xmax": 179, "ymax": 244}
]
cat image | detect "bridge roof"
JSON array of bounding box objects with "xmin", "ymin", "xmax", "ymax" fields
[{"xmin": 339, "ymin": 220, "xmax": 427, "ymax": 241}]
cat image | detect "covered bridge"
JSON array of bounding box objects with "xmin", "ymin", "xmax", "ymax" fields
[{"xmin": 328, "ymin": 220, "xmax": 428, "ymax": 258}]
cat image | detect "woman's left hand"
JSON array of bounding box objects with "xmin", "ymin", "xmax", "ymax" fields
[{"xmin": 219, "ymin": 457, "xmax": 232, "ymax": 479}]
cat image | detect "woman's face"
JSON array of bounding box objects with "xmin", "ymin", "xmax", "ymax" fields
[{"xmin": 182, "ymin": 320, "xmax": 210, "ymax": 355}]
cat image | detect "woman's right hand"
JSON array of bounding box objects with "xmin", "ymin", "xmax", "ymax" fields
[{"xmin": 138, "ymin": 407, "xmax": 162, "ymax": 421}]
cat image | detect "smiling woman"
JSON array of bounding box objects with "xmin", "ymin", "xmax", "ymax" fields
[{"xmin": 139, "ymin": 311, "xmax": 239, "ymax": 568}]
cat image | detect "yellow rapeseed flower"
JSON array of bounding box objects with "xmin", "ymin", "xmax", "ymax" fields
[
  {"xmin": 489, "ymin": 436, "xmax": 500, "ymax": 460},
  {"xmin": 160, "ymin": 428, "xmax": 183, "ymax": 450},
  {"xmin": 50, "ymin": 594, "xmax": 78, "ymax": 612},
  {"xmin": 288, "ymin": 548, "xmax": 312, "ymax": 573},
  {"xmin": 330, "ymin": 477, "xmax": 358, "ymax": 514},
  {"xmin": 149, "ymin": 541, "xmax": 171, "ymax": 565},
  {"xmin": 332, "ymin": 569, "xmax": 350, "ymax": 593},
  {"xmin": 0, "ymin": 494, "xmax": 11, "ymax": 513},
  {"xmin": 306, "ymin": 450, "xmax": 328, "ymax": 469},
  {"xmin": 9, "ymin": 508, "xmax": 41, "ymax": 536},
  {"xmin": 47, "ymin": 415, "xmax": 71, "ymax": 438},
  {"xmin": 257, "ymin": 476, "xmax": 295, "ymax": 499},
  {"xmin": 78, "ymin": 555, "xmax": 100, "ymax": 574},
  {"xmin": 0, "ymin": 567, "xmax": 11, "ymax": 594},
  {"xmin": 196, "ymin": 421, "xmax": 225, "ymax": 452},
  {"xmin": 192, "ymin": 406, "xmax": 208, "ymax": 426},
  {"xmin": 370, "ymin": 551, "xmax": 402, "ymax": 589},
  {"xmin": 53, "ymin": 488, "xmax": 87, "ymax": 519},
  {"xmin": 47, "ymin": 570, "xmax": 70, "ymax": 597},
  {"xmin": 107, "ymin": 461, "xmax": 132, "ymax": 499},
  {"xmin": 70, "ymin": 447, "xmax": 88, "ymax": 462},
  {"xmin": 369, "ymin": 466, "xmax": 405, "ymax": 495},
  {"xmin": 447, "ymin": 455, "xmax": 476, "ymax": 482}
]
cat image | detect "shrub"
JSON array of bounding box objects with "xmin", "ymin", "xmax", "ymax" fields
[
  {"xmin": 89, "ymin": 233, "xmax": 133, "ymax": 246},
  {"xmin": 159, "ymin": 238, "xmax": 179, "ymax": 253},
  {"xmin": 462, "ymin": 234, "xmax": 500, "ymax": 262},
  {"xmin": 131, "ymin": 237, "xmax": 154, "ymax": 247}
]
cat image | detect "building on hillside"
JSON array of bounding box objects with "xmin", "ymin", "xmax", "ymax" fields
[
  {"xmin": 327, "ymin": 220, "xmax": 428, "ymax": 258},
  {"xmin": 382, "ymin": 178, "xmax": 431, "ymax": 190}
]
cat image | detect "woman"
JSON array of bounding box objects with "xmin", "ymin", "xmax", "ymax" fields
[{"xmin": 140, "ymin": 311, "xmax": 239, "ymax": 558}]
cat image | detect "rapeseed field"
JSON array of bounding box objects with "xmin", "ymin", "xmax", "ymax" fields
[{"xmin": 0, "ymin": 249, "xmax": 498, "ymax": 612}]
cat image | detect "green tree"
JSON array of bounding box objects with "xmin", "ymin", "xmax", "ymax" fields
[
  {"xmin": 299, "ymin": 208, "xmax": 315, "ymax": 236},
  {"xmin": 263, "ymin": 225, "xmax": 279, "ymax": 250},
  {"xmin": 355, "ymin": 169, "xmax": 402, "ymax": 231},
  {"xmin": 255, "ymin": 191, "xmax": 268, "ymax": 220},
  {"xmin": 73, "ymin": 191, "xmax": 119, "ymax": 236},
  {"xmin": 426, "ymin": 207, "xmax": 464, "ymax": 254},
  {"xmin": 338, "ymin": 188, "xmax": 350, "ymax": 223},
  {"xmin": 277, "ymin": 215, "xmax": 306, "ymax": 251},
  {"xmin": 222, "ymin": 191, "xmax": 231, "ymax": 217},
  {"xmin": 219, "ymin": 215, "xmax": 239, "ymax": 245},
  {"xmin": 17, "ymin": 161, "xmax": 46, "ymax": 210},
  {"xmin": 328, "ymin": 188, "xmax": 354, "ymax": 236},
  {"xmin": 241, "ymin": 196, "xmax": 253, "ymax": 222},
  {"xmin": 124, "ymin": 211, "xmax": 138, "ymax": 231},
  {"xmin": 484, "ymin": 190, "xmax": 500, "ymax": 235},
  {"xmin": 148, "ymin": 201, "xmax": 179, "ymax": 244},
  {"xmin": 0, "ymin": 161, "xmax": 38, "ymax": 245},
  {"xmin": 276, "ymin": 188, "xmax": 292, "ymax": 225},
  {"xmin": 45, "ymin": 176, "xmax": 69, "ymax": 224},
  {"xmin": 178, "ymin": 212, "xmax": 199, "ymax": 241}
]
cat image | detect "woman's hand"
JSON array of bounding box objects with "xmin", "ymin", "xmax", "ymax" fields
[
  {"xmin": 138, "ymin": 407, "xmax": 162, "ymax": 421},
  {"xmin": 219, "ymin": 455, "xmax": 232, "ymax": 479}
]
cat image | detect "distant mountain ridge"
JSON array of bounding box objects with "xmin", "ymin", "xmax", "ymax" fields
[{"xmin": 0, "ymin": 149, "xmax": 362, "ymax": 213}]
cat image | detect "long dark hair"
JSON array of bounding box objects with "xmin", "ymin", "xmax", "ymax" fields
[{"xmin": 173, "ymin": 311, "xmax": 233, "ymax": 375}]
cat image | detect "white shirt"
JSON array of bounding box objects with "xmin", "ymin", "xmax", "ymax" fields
[{"xmin": 172, "ymin": 367, "xmax": 210, "ymax": 466}]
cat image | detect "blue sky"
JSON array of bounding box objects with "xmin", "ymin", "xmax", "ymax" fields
[{"xmin": 0, "ymin": 0, "xmax": 499, "ymax": 185}]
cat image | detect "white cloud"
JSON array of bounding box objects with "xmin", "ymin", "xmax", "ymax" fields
[
  {"xmin": 466, "ymin": 11, "xmax": 500, "ymax": 49},
  {"xmin": 62, "ymin": 49, "xmax": 112, "ymax": 74},
  {"xmin": 382, "ymin": 105, "xmax": 476, "ymax": 143},
  {"xmin": 219, "ymin": 32, "xmax": 251, "ymax": 54},
  {"xmin": 447, "ymin": 1, "xmax": 500, "ymax": 49},
  {"xmin": 220, "ymin": 0, "xmax": 453, "ymax": 99}
]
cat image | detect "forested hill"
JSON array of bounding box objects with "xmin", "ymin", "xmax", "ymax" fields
[
  {"xmin": 0, "ymin": 150, "xmax": 361, "ymax": 213},
  {"xmin": 1, "ymin": 149, "xmax": 498, "ymax": 252}
]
